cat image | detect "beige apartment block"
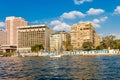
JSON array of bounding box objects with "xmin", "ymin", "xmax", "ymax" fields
[
  {"xmin": 94, "ymin": 33, "xmax": 100, "ymax": 48},
  {"xmin": 71, "ymin": 22, "xmax": 100, "ymax": 50},
  {"xmin": 17, "ymin": 25, "xmax": 53, "ymax": 52},
  {"xmin": 6, "ymin": 16, "xmax": 28, "ymax": 46},
  {"xmin": 50, "ymin": 31, "xmax": 70, "ymax": 51},
  {"xmin": 0, "ymin": 30, "xmax": 7, "ymax": 46}
]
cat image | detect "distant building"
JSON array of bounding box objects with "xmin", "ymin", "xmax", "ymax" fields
[
  {"xmin": 0, "ymin": 45, "xmax": 17, "ymax": 53},
  {"xmin": 71, "ymin": 22, "xmax": 100, "ymax": 50},
  {"xmin": 6, "ymin": 16, "xmax": 28, "ymax": 46},
  {"xmin": 0, "ymin": 30, "xmax": 7, "ymax": 46},
  {"xmin": 50, "ymin": 31, "xmax": 70, "ymax": 51},
  {"xmin": 17, "ymin": 25, "xmax": 53, "ymax": 52},
  {"xmin": 0, "ymin": 30, "xmax": 7, "ymax": 53},
  {"xmin": 0, "ymin": 30, "xmax": 17, "ymax": 53},
  {"xmin": 94, "ymin": 33, "xmax": 100, "ymax": 48}
]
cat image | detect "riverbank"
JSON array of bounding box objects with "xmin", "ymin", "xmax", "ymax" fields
[
  {"xmin": 64, "ymin": 49, "xmax": 119, "ymax": 56},
  {"xmin": 11, "ymin": 49, "xmax": 119, "ymax": 57},
  {"xmin": 0, "ymin": 49, "xmax": 119, "ymax": 57}
]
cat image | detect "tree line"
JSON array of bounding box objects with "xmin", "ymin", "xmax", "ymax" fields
[
  {"xmin": 96, "ymin": 35, "xmax": 120, "ymax": 50},
  {"xmin": 83, "ymin": 35, "xmax": 120, "ymax": 50},
  {"xmin": 31, "ymin": 35, "xmax": 120, "ymax": 52}
]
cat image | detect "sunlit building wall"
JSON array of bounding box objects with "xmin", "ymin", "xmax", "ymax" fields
[
  {"xmin": 71, "ymin": 22, "xmax": 100, "ymax": 50},
  {"xmin": 94, "ymin": 33, "xmax": 100, "ymax": 48},
  {"xmin": 17, "ymin": 25, "xmax": 53, "ymax": 52},
  {"xmin": 6, "ymin": 16, "xmax": 28, "ymax": 46},
  {"xmin": 50, "ymin": 31, "xmax": 70, "ymax": 51},
  {"xmin": 0, "ymin": 30, "xmax": 7, "ymax": 46}
]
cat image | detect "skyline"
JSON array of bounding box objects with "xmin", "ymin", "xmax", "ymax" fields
[{"xmin": 0, "ymin": 0, "xmax": 120, "ymax": 38}]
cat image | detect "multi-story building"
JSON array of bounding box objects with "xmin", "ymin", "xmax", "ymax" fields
[
  {"xmin": 71, "ymin": 22, "xmax": 100, "ymax": 50},
  {"xmin": 17, "ymin": 25, "xmax": 53, "ymax": 52},
  {"xmin": 0, "ymin": 30, "xmax": 7, "ymax": 53},
  {"xmin": 94, "ymin": 33, "xmax": 100, "ymax": 48},
  {"xmin": 6, "ymin": 16, "xmax": 28, "ymax": 46},
  {"xmin": 0, "ymin": 30, "xmax": 7, "ymax": 46},
  {"xmin": 50, "ymin": 31, "xmax": 70, "ymax": 51}
]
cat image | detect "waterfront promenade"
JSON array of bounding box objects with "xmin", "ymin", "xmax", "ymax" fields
[
  {"xmin": 64, "ymin": 49, "xmax": 119, "ymax": 56},
  {"xmin": 16, "ymin": 49, "xmax": 119, "ymax": 57}
]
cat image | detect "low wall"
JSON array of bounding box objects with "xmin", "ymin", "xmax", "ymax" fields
[{"xmin": 64, "ymin": 49, "xmax": 119, "ymax": 56}]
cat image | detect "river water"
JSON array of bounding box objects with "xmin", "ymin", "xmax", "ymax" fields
[{"xmin": 0, "ymin": 56, "xmax": 120, "ymax": 80}]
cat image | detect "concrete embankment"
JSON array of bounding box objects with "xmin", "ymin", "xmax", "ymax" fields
[
  {"xmin": 13, "ymin": 49, "xmax": 120, "ymax": 57},
  {"xmin": 63, "ymin": 49, "xmax": 119, "ymax": 56}
]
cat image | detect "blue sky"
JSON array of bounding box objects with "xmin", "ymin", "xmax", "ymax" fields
[{"xmin": 0, "ymin": 0, "xmax": 120, "ymax": 38}]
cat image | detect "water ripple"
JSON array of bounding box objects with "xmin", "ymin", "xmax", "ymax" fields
[{"xmin": 0, "ymin": 56, "xmax": 120, "ymax": 80}]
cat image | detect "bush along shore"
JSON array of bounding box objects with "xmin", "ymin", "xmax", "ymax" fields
[{"xmin": 0, "ymin": 52, "xmax": 14, "ymax": 57}]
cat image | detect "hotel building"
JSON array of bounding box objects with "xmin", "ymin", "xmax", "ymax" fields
[
  {"xmin": 0, "ymin": 30, "xmax": 7, "ymax": 46},
  {"xmin": 50, "ymin": 31, "xmax": 70, "ymax": 51},
  {"xmin": 0, "ymin": 30, "xmax": 7, "ymax": 53},
  {"xmin": 6, "ymin": 16, "xmax": 28, "ymax": 46},
  {"xmin": 17, "ymin": 25, "xmax": 53, "ymax": 52},
  {"xmin": 71, "ymin": 22, "xmax": 100, "ymax": 50}
]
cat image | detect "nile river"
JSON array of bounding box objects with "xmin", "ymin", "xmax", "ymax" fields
[{"xmin": 0, "ymin": 56, "xmax": 120, "ymax": 80}]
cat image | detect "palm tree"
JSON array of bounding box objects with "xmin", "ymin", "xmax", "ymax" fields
[{"xmin": 31, "ymin": 44, "xmax": 44, "ymax": 56}]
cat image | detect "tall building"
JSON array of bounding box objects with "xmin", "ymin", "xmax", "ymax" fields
[
  {"xmin": 17, "ymin": 25, "xmax": 53, "ymax": 52},
  {"xmin": 50, "ymin": 31, "xmax": 70, "ymax": 51},
  {"xmin": 6, "ymin": 16, "xmax": 28, "ymax": 46},
  {"xmin": 0, "ymin": 30, "xmax": 7, "ymax": 46},
  {"xmin": 94, "ymin": 33, "xmax": 100, "ymax": 48},
  {"xmin": 71, "ymin": 22, "xmax": 100, "ymax": 50}
]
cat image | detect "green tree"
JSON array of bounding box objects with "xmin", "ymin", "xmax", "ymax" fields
[
  {"xmin": 1, "ymin": 52, "xmax": 14, "ymax": 57},
  {"xmin": 96, "ymin": 44, "xmax": 104, "ymax": 50},
  {"xmin": 102, "ymin": 35, "xmax": 116, "ymax": 49},
  {"xmin": 31, "ymin": 44, "xmax": 44, "ymax": 56},
  {"xmin": 67, "ymin": 44, "xmax": 73, "ymax": 51},
  {"xmin": 82, "ymin": 41, "xmax": 94, "ymax": 50},
  {"xmin": 62, "ymin": 41, "xmax": 73, "ymax": 51},
  {"xmin": 111, "ymin": 40, "xmax": 120, "ymax": 49}
]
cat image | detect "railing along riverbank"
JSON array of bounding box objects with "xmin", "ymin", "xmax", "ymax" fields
[
  {"xmin": 14, "ymin": 49, "xmax": 119, "ymax": 57},
  {"xmin": 64, "ymin": 49, "xmax": 119, "ymax": 56}
]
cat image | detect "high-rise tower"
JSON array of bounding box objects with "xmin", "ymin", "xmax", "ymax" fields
[
  {"xmin": 6, "ymin": 16, "xmax": 28, "ymax": 46},
  {"xmin": 0, "ymin": 30, "xmax": 7, "ymax": 46}
]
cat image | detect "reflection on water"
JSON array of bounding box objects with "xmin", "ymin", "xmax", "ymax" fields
[{"xmin": 0, "ymin": 56, "xmax": 120, "ymax": 80}]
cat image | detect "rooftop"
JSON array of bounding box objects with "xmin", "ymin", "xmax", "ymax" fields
[{"xmin": 18, "ymin": 24, "xmax": 50, "ymax": 29}]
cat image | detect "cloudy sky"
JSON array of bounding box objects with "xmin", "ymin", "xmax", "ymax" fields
[{"xmin": 0, "ymin": 0, "xmax": 120, "ymax": 38}]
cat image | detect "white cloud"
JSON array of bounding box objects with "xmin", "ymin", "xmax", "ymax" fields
[
  {"xmin": 114, "ymin": 6, "xmax": 120, "ymax": 14},
  {"xmin": 50, "ymin": 20, "xmax": 70, "ymax": 32},
  {"xmin": 60, "ymin": 11, "xmax": 85, "ymax": 19},
  {"xmin": 100, "ymin": 16, "xmax": 108, "ymax": 22},
  {"xmin": 91, "ymin": 22, "xmax": 101, "ymax": 28},
  {"xmin": 0, "ymin": 22, "xmax": 5, "ymax": 27},
  {"xmin": 92, "ymin": 16, "xmax": 108, "ymax": 28},
  {"xmin": 93, "ymin": 17, "xmax": 108, "ymax": 28},
  {"xmin": 80, "ymin": 16, "xmax": 108, "ymax": 28},
  {"xmin": 93, "ymin": 19, "xmax": 100, "ymax": 23},
  {"xmin": 93, "ymin": 17, "xmax": 108, "ymax": 23},
  {"xmin": 74, "ymin": 0, "xmax": 92, "ymax": 5},
  {"xmin": 87, "ymin": 8, "xmax": 104, "ymax": 15}
]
